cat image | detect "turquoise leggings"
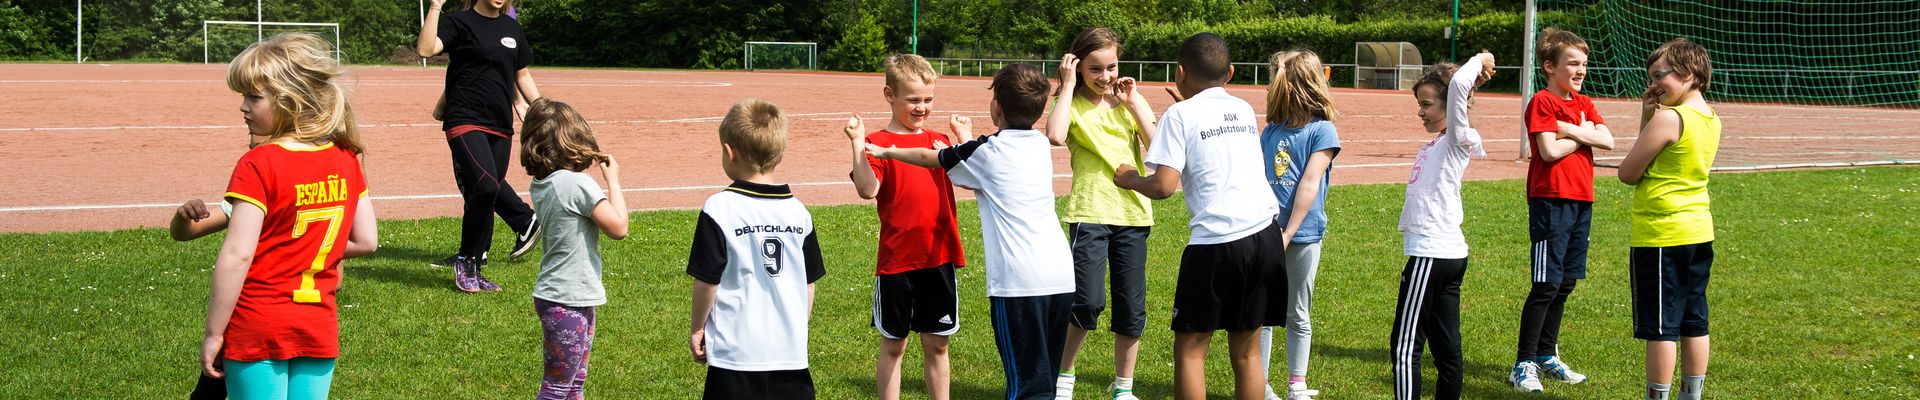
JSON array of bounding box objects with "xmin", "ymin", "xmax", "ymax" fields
[{"xmin": 223, "ymin": 357, "xmax": 336, "ymax": 400}]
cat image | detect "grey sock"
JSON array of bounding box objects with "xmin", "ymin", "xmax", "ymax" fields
[
  {"xmin": 1679, "ymin": 375, "xmax": 1705, "ymax": 400},
  {"xmin": 1646, "ymin": 382, "xmax": 1671, "ymax": 400}
]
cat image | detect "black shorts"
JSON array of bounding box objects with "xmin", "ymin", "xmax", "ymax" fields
[
  {"xmin": 1630, "ymin": 242, "xmax": 1714, "ymax": 341},
  {"xmin": 1169, "ymin": 223, "xmax": 1287, "ymax": 333},
  {"xmin": 703, "ymin": 366, "xmax": 814, "ymax": 400},
  {"xmin": 873, "ymin": 263, "xmax": 960, "ymax": 339},
  {"xmin": 1529, "ymin": 198, "xmax": 1593, "ymax": 282},
  {"xmin": 1067, "ymin": 223, "xmax": 1151, "ymax": 337}
]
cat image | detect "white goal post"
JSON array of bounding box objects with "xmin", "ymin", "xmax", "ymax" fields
[
  {"xmin": 202, "ymin": 20, "xmax": 343, "ymax": 64},
  {"xmin": 743, "ymin": 41, "xmax": 818, "ymax": 70}
]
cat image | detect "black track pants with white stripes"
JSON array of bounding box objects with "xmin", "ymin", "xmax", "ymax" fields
[{"xmin": 1389, "ymin": 256, "xmax": 1467, "ymax": 400}]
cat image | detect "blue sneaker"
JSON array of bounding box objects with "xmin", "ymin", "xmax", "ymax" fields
[
  {"xmin": 1509, "ymin": 361, "xmax": 1544, "ymax": 392},
  {"xmin": 1540, "ymin": 356, "xmax": 1588, "ymax": 384}
]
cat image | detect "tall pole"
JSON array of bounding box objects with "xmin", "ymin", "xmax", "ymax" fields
[
  {"xmin": 1519, "ymin": 0, "xmax": 1538, "ymax": 160},
  {"xmin": 910, "ymin": 0, "xmax": 918, "ymax": 54},
  {"xmin": 74, "ymin": 0, "xmax": 81, "ymax": 64},
  {"xmin": 257, "ymin": 0, "xmax": 263, "ymax": 42},
  {"xmin": 1450, "ymin": 0, "xmax": 1460, "ymax": 61}
]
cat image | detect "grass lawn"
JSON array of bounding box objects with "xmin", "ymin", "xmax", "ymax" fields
[{"xmin": 3, "ymin": 167, "xmax": 1916, "ymax": 399}]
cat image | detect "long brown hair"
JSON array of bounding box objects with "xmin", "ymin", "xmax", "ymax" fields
[
  {"xmin": 520, "ymin": 98, "xmax": 607, "ymax": 178},
  {"xmin": 1057, "ymin": 27, "xmax": 1122, "ymax": 96},
  {"xmin": 226, "ymin": 32, "xmax": 363, "ymax": 154}
]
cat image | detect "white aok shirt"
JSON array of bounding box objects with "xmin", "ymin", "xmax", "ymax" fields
[
  {"xmin": 1144, "ymin": 87, "xmax": 1279, "ymax": 245},
  {"xmin": 1399, "ymin": 53, "xmax": 1490, "ymax": 259},
  {"xmin": 940, "ymin": 129, "xmax": 1074, "ymax": 298}
]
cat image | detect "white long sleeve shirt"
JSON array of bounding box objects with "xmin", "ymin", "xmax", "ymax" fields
[{"xmin": 1398, "ymin": 54, "xmax": 1489, "ymax": 259}]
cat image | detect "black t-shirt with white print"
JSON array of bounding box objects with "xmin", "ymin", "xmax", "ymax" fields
[
  {"xmin": 437, "ymin": 9, "xmax": 531, "ymax": 135},
  {"xmin": 686, "ymin": 180, "xmax": 825, "ymax": 371}
]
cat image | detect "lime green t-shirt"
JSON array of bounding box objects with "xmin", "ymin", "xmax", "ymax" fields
[
  {"xmin": 1631, "ymin": 104, "xmax": 1720, "ymax": 247},
  {"xmin": 1061, "ymin": 94, "xmax": 1154, "ymax": 226}
]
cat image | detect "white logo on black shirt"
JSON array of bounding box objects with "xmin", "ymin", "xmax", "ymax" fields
[{"xmin": 500, "ymin": 37, "xmax": 518, "ymax": 49}]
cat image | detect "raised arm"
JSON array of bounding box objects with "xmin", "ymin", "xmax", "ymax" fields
[
  {"xmin": 1446, "ymin": 53, "xmax": 1494, "ymax": 151},
  {"xmin": 1618, "ymin": 108, "xmax": 1680, "ymax": 185},
  {"xmin": 591, "ymin": 156, "xmax": 630, "ymax": 240},
  {"xmin": 844, "ymin": 116, "xmax": 881, "ymax": 199},
  {"xmin": 866, "ymin": 144, "xmax": 941, "ymax": 169},
  {"xmin": 414, "ymin": 0, "xmax": 447, "ymax": 58},
  {"xmin": 1118, "ymin": 77, "xmax": 1157, "ymax": 149},
  {"xmin": 169, "ymin": 199, "xmax": 230, "ymax": 241},
  {"xmin": 1044, "ymin": 53, "xmax": 1081, "ymax": 146}
]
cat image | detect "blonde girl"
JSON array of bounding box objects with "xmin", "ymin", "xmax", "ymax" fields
[{"xmin": 1256, "ymin": 48, "xmax": 1341, "ymax": 400}]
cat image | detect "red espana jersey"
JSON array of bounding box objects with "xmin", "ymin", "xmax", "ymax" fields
[{"xmin": 222, "ymin": 142, "xmax": 368, "ymax": 362}]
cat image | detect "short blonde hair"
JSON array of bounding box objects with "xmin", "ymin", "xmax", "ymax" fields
[
  {"xmin": 226, "ymin": 32, "xmax": 363, "ymax": 154},
  {"xmin": 520, "ymin": 98, "xmax": 606, "ymax": 178},
  {"xmin": 1647, "ymin": 37, "xmax": 1712, "ymax": 93},
  {"xmin": 1266, "ymin": 49, "xmax": 1338, "ymax": 128},
  {"xmin": 719, "ymin": 99, "xmax": 787, "ymax": 173},
  {"xmin": 883, "ymin": 54, "xmax": 938, "ymax": 90}
]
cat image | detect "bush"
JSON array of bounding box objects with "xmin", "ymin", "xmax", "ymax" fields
[{"xmin": 824, "ymin": 12, "xmax": 887, "ymax": 72}]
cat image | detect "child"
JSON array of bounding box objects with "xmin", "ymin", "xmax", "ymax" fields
[
  {"xmin": 867, "ymin": 63, "xmax": 1075, "ymax": 400},
  {"xmin": 1391, "ymin": 52, "xmax": 1495, "ymax": 400},
  {"xmin": 201, "ymin": 32, "xmax": 379, "ymax": 399},
  {"xmin": 1113, "ymin": 33, "xmax": 1286, "ymax": 400},
  {"xmin": 1043, "ymin": 27, "xmax": 1158, "ymax": 400},
  {"xmin": 1257, "ymin": 48, "xmax": 1341, "ymax": 400},
  {"xmin": 1617, "ymin": 38, "xmax": 1719, "ymax": 400},
  {"xmin": 842, "ymin": 53, "xmax": 965, "ymax": 400},
  {"xmin": 520, "ymin": 98, "xmax": 630, "ymax": 399},
  {"xmin": 689, "ymin": 99, "xmax": 826, "ymax": 399},
  {"xmin": 1511, "ymin": 28, "xmax": 1613, "ymax": 393}
]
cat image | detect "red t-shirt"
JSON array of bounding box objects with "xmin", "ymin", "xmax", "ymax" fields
[
  {"xmin": 1525, "ymin": 90, "xmax": 1604, "ymax": 202},
  {"xmin": 863, "ymin": 129, "xmax": 966, "ymax": 276},
  {"xmin": 222, "ymin": 143, "xmax": 368, "ymax": 362}
]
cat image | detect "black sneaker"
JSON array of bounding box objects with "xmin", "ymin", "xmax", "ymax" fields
[
  {"xmin": 510, "ymin": 215, "xmax": 541, "ymax": 260},
  {"xmin": 429, "ymin": 253, "xmax": 487, "ymax": 268}
]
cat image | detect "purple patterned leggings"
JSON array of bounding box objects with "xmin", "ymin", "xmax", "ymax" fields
[{"xmin": 536, "ymin": 299, "xmax": 595, "ymax": 400}]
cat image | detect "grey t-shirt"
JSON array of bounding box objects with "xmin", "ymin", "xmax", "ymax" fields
[{"xmin": 530, "ymin": 169, "xmax": 609, "ymax": 307}]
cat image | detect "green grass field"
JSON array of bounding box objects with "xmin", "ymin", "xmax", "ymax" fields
[{"xmin": 4, "ymin": 167, "xmax": 1916, "ymax": 399}]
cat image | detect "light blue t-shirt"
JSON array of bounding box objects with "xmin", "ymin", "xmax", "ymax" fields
[{"xmin": 1261, "ymin": 118, "xmax": 1341, "ymax": 244}]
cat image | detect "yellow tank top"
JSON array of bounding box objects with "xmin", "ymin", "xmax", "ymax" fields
[{"xmin": 1630, "ymin": 104, "xmax": 1719, "ymax": 247}]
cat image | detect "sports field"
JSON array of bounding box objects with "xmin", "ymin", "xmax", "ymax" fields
[{"xmin": 2, "ymin": 164, "xmax": 1916, "ymax": 398}]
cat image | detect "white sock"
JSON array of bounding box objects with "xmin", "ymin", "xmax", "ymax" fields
[
  {"xmin": 1647, "ymin": 382, "xmax": 1671, "ymax": 400},
  {"xmin": 1111, "ymin": 377, "xmax": 1133, "ymax": 390},
  {"xmin": 1679, "ymin": 375, "xmax": 1705, "ymax": 400}
]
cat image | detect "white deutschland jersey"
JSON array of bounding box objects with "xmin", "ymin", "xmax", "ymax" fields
[{"xmin": 687, "ymin": 181, "xmax": 825, "ymax": 371}]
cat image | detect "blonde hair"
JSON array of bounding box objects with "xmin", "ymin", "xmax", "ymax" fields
[
  {"xmin": 882, "ymin": 54, "xmax": 938, "ymax": 90},
  {"xmin": 1536, "ymin": 27, "xmax": 1590, "ymax": 69},
  {"xmin": 226, "ymin": 32, "xmax": 363, "ymax": 154},
  {"xmin": 520, "ymin": 98, "xmax": 606, "ymax": 178},
  {"xmin": 719, "ymin": 99, "xmax": 788, "ymax": 173},
  {"xmin": 1647, "ymin": 37, "xmax": 1712, "ymax": 93},
  {"xmin": 1266, "ymin": 49, "xmax": 1338, "ymax": 128}
]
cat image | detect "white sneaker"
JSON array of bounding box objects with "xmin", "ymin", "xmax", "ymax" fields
[
  {"xmin": 1286, "ymin": 382, "xmax": 1320, "ymax": 400},
  {"xmin": 1540, "ymin": 356, "xmax": 1589, "ymax": 384},
  {"xmin": 1509, "ymin": 361, "xmax": 1545, "ymax": 392},
  {"xmin": 1054, "ymin": 374, "xmax": 1075, "ymax": 400},
  {"xmin": 1263, "ymin": 385, "xmax": 1283, "ymax": 400},
  {"xmin": 1109, "ymin": 385, "xmax": 1140, "ymax": 400}
]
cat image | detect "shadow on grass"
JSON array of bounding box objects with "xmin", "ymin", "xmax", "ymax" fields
[
  {"xmin": 352, "ymin": 245, "xmax": 456, "ymax": 290},
  {"xmin": 1318, "ymin": 343, "xmax": 1570, "ymax": 399},
  {"xmin": 836, "ymin": 375, "xmax": 1004, "ymax": 399}
]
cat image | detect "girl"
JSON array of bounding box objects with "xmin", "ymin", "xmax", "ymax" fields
[
  {"xmin": 520, "ymin": 98, "xmax": 629, "ymax": 399},
  {"xmin": 1044, "ymin": 27, "xmax": 1157, "ymax": 400},
  {"xmin": 1257, "ymin": 49, "xmax": 1341, "ymax": 400},
  {"xmin": 202, "ymin": 32, "xmax": 378, "ymax": 400},
  {"xmin": 417, "ymin": 0, "xmax": 544, "ymax": 291},
  {"xmin": 1390, "ymin": 52, "xmax": 1495, "ymax": 400}
]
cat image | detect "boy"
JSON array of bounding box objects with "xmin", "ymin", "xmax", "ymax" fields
[
  {"xmin": 688, "ymin": 99, "xmax": 825, "ymax": 399},
  {"xmin": 1393, "ymin": 52, "xmax": 1495, "ymax": 400},
  {"xmin": 1617, "ymin": 38, "xmax": 1719, "ymax": 400},
  {"xmin": 867, "ymin": 63, "xmax": 1074, "ymax": 400},
  {"xmin": 1511, "ymin": 27, "xmax": 1613, "ymax": 393},
  {"xmin": 1113, "ymin": 33, "xmax": 1286, "ymax": 400},
  {"xmin": 843, "ymin": 53, "xmax": 966, "ymax": 400}
]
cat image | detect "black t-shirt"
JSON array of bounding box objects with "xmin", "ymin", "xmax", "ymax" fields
[{"xmin": 438, "ymin": 10, "xmax": 532, "ymax": 135}]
